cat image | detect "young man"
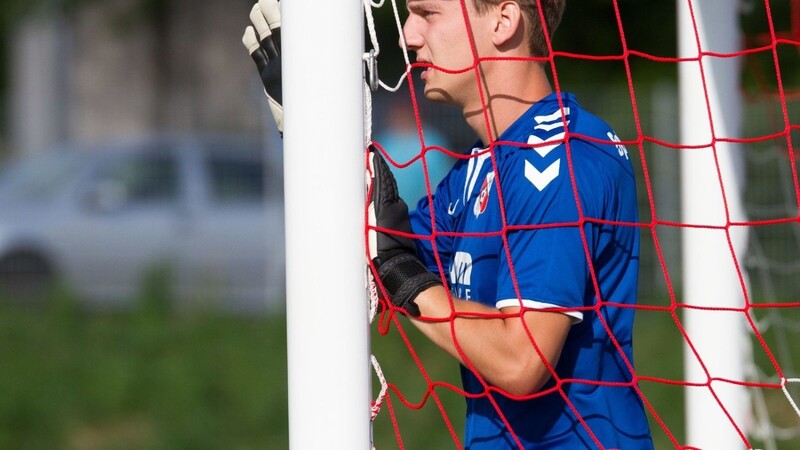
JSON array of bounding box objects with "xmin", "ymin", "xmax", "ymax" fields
[
  {"xmin": 369, "ymin": 0, "xmax": 654, "ymax": 448},
  {"xmin": 245, "ymin": 0, "xmax": 653, "ymax": 447}
]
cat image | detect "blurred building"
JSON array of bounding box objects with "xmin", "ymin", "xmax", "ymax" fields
[{"xmin": 9, "ymin": 0, "xmax": 270, "ymax": 157}]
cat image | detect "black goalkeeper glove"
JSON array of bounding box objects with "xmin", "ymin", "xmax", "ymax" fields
[
  {"xmin": 368, "ymin": 147, "xmax": 442, "ymax": 317},
  {"xmin": 242, "ymin": 0, "xmax": 283, "ymax": 135}
]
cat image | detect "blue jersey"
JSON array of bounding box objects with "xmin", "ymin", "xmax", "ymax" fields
[{"xmin": 410, "ymin": 93, "xmax": 653, "ymax": 449}]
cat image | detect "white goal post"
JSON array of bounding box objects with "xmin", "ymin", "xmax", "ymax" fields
[
  {"xmin": 679, "ymin": 0, "xmax": 750, "ymax": 448},
  {"xmin": 282, "ymin": 1, "xmax": 371, "ymax": 449}
]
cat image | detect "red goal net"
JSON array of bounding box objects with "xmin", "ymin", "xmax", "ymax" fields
[{"xmin": 363, "ymin": 0, "xmax": 800, "ymax": 448}]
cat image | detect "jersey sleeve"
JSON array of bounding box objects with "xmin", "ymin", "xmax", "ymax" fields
[{"xmin": 494, "ymin": 146, "xmax": 594, "ymax": 322}]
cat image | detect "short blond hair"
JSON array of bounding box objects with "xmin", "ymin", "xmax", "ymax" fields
[{"xmin": 471, "ymin": 0, "xmax": 565, "ymax": 57}]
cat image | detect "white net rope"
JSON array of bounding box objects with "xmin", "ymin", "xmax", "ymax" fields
[
  {"xmin": 744, "ymin": 135, "xmax": 800, "ymax": 449},
  {"xmin": 362, "ymin": 0, "xmax": 409, "ymax": 427}
]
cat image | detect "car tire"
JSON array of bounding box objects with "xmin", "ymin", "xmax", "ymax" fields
[{"xmin": 0, "ymin": 251, "xmax": 55, "ymax": 304}]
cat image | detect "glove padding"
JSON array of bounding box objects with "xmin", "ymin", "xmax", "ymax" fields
[
  {"xmin": 368, "ymin": 147, "xmax": 441, "ymax": 317},
  {"xmin": 242, "ymin": 0, "xmax": 283, "ymax": 134}
]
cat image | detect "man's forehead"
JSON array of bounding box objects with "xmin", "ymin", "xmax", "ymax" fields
[{"xmin": 407, "ymin": 0, "xmax": 457, "ymax": 6}]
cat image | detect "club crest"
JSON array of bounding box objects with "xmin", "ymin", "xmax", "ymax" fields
[{"xmin": 473, "ymin": 171, "xmax": 495, "ymax": 218}]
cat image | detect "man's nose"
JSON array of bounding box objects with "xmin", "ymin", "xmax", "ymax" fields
[{"xmin": 400, "ymin": 20, "xmax": 421, "ymax": 51}]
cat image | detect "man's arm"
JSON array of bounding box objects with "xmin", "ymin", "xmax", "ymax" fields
[
  {"xmin": 368, "ymin": 148, "xmax": 572, "ymax": 397},
  {"xmin": 412, "ymin": 286, "xmax": 573, "ymax": 397}
]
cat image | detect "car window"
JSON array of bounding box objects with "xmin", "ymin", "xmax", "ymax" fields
[
  {"xmin": 93, "ymin": 153, "xmax": 180, "ymax": 208},
  {"xmin": 206, "ymin": 155, "xmax": 264, "ymax": 204},
  {"xmin": 0, "ymin": 152, "xmax": 85, "ymax": 203}
]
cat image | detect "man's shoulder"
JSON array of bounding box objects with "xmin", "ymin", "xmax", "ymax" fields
[
  {"xmin": 491, "ymin": 95, "xmax": 633, "ymax": 197},
  {"xmin": 504, "ymin": 94, "xmax": 628, "ymax": 167},
  {"xmin": 496, "ymin": 93, "xmax": 597, "ymax": 153}
]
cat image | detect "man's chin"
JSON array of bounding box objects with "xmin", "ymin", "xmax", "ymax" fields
[{"xmin": 423, "ymin": 87, "xmax": 454, "ymax": 104}]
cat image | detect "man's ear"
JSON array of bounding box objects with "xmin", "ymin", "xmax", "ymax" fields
[{"xmin": 492, "ymin": 1, "xmax": 523, "ymax": 48}]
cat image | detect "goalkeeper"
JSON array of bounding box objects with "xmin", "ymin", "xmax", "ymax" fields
[{"xmin": 244, "ymin": 0, "xmax": 653, "ymax": 448}]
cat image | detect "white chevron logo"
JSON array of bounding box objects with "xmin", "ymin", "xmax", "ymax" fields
[
  {"xmin": 525, "ymin": 159, "xmax": 560, "ymax": 191},
  {"xmin": 534, "ymin": 107, "xmax": 570, "ymax": 132},
  {"xmin": 527, "ymin": 132, "xmax": 565, "ymax": 158}
]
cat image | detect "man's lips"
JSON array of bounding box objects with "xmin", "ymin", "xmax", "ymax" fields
[{"xmin": 417, "ymin": 60, "xmax": 432, "ymax": 80}]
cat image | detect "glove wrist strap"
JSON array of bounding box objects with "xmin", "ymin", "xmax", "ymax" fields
[{"xmin": 375, "ymin": 250, "xmax": 441, "ymax": 317}]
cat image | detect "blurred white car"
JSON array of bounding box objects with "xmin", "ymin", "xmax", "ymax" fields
[{"xmin": 0, "ymin": 134, "xmax": 285, "ymax": 313}]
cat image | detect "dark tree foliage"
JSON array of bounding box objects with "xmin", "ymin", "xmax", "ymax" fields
[{"xmin": 739, "ymin": 0, "xmax": 800, "ymax": 95}]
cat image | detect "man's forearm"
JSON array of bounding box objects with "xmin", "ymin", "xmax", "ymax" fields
[{"xmin": 410, "ymin": 285, "xmax": 572, "ymax": 397}]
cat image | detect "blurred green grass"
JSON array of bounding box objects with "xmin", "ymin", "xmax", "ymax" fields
[
  {"xmin": 1, "ymin": 278, "xmax": 797, "ymax": 449},
  {"xmin": 0, "ymin": 278, "xmax": 289, "ymax": 450}
]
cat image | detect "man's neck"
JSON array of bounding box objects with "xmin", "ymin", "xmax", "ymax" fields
[{"xmin": 462, "ymin": 63, "xmax": 553, "ymax": 145}]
